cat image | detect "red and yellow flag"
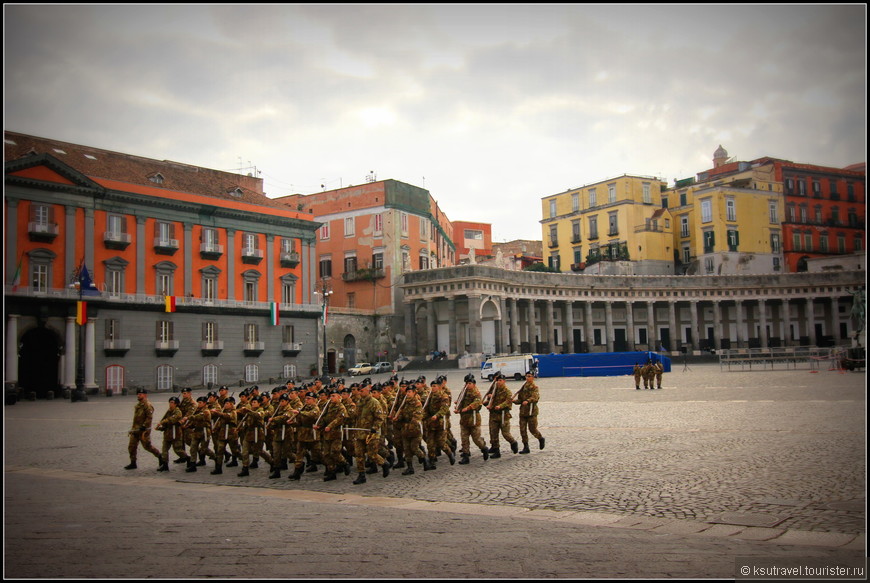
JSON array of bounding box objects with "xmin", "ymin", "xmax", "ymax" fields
[
  {"xmin": 76, "ymin": 301, "xmax": 87, "ymax": 325},
  {"xmin": 165, "ymin": 295, "xmax": 176, "ymax": 313}
]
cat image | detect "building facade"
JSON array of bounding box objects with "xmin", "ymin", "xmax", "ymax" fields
[
  {"xmin": 453, "ymin": 220, "xmax": 493, "ymax": 264},
  {"xmin": 275, "ymin": 179, "xmax": 456, "ymax": 370},
  {"xmin": 5, "ymin": 132, "xmax": 322, "ymax": 397},
  {"xmin": 401, "ymin": 265, "xmax": 865, "ymax": 357}
]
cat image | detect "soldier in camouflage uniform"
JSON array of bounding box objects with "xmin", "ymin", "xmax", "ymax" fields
[
  {"xmin": 236, "ymin": 396, "xmax": 273, "ymax": 477},
  {"xmin": 267, "ymin": 394, "xmax": 293, "ymax": 478},
  {"xmin": 485, "ymin": 372, "xmax": 519, "ymax": 458},
  {"xmin": 289, "ymin": 391, "xmax": 321, "ymax": 480},
  {"xmin": 181, "ymin": 396, "xmax": 214, "ymax": 472},
  {"xmin": 423, "ymin": 379, "xmax": 454, "ymax": 470},
  {"xmin": 125, "ymin": 389, "xmax": 162, "ymax": 470},
  {"xmin": 351, "ymin": 381, "xmax": 390, "ymax": 484},
  {"xmin": 315, "ymin": 389, "xmax": 348, "ymax": 481},
  {"xmin": 514, "ymin": 372, "xmax": 545, "ymax": 454},
  {"xmin": 454, "ymin": 375, "xmax": 489, "ymax": 465},
  {"xmin": 641, "ymin": 360, "xmax": 655, "ymax": 389},
  {"xmin": 209, "ymin": 397, "xmax": 237, "ymax": 475},
  {"xmin": 155, "ymin": 397, "xmax": 186, "ymax": 471},
  {"xmin": 392, "ymin": 382, "xmax": 425, "ymax": 475},
  {"xmin": 177, "ymin": 387, "xmax": 196, "ymax": 463}
]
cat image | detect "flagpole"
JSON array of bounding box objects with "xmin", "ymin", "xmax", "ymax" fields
[{"xmin": 316, "ymin": 277, "xmax": 333, "ymax": 378}]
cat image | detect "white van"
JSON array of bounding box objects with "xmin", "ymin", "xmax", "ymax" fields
[{"xmin": 480, "ymin": 354, "xmax": 536, "ymax": 381}]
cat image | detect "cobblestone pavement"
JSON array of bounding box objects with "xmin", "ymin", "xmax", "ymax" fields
[{"xmin": 4, "ymin": 364, "xmax": 866, "ymax": 578}]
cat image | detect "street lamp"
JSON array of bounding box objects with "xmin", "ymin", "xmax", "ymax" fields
[
  {"xmin": 68, "ymin": 262, "xmax": 99, "ymax": 402},
  {"xmin": 314, "ymin": 277, "xmax": 333, "ymax": 378}
]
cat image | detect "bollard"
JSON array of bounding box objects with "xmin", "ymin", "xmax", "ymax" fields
[{"xmin": 46, "ymin": 391, "xmax": 54, "ymax": 400}]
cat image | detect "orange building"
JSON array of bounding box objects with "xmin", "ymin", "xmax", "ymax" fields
[{"xmin": 452, "ymin": 220, "xmax": 493, "ymax": 263}]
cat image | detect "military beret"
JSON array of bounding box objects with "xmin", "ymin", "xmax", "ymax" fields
[
  {"xmin": 196, "ymin": 396, "xmax": 207, "ymax": 403},
  {"xmin": 371, "ymin": 384, "xmax": 382, "ymax": 392},
  {"xmin": 219, "ymin": 385, "xmax": 229, "ymax": 391},
  {"xmin": 464, "ymin": 374, "xmax": 476, "ymax": 383},
  {"xmin": 361, "ymin": 377, "xmax": 371, "ymax": 385},
  {"xmin": 279, "ymin": 394, "xmax": 290, "ymax": 401},
  {"xmin": 181, "ymin": 387, "xmax": 192, "ymax": 393},
  {"xmin": 340, "ymin": 387, "xmax": 351, "ymax": 394},
  {"xmin": 136, "ymin": 388, "xmax": 148, "ymax": 394},
  {"xmin": 305, "ymin": 391, "xmax": 317, "ymax": 399},
  {"xmin": 226, "ymin": 397, "xmax": 236, "ymax": 404},
  {"xmin": 169, "ymin": 397, "xmax": 180, "ymax": 404}
]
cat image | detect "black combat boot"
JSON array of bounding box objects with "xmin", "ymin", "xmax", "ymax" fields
[
  {"xmin": 352, "ymin": 472, "xmax": 367, "ymax": 485},
  {"xmin": 323, "ymin": 470, "xmax": 337, "ymax": 482},
  {"xmin": 447, "ymin": 450, "xmax": 455, "ymax": 465},
  {"xmin": 211, "ymin": 463, "xmax": 223, "ymax": 475},
  {"xmin": 288, "ymin": 467, "xmax": 304, "ymax": 481},
  {"xmin": 481, "ymin": 447, "xmax": 490, "ymax": 461},
  {"xmin": 489, "ymin": 448, "xmax": 501, "ymax": 459},
  {"xmin": 174, "ymin": 456, "xmax": 187, "ymax": 464},
  {"xmin": 158, "ymin": 456, "xmax": 169, "ymax": 471},
  {"xmin": 401, "ymin": 459, "xmax": 415, "ymax": 475},
  {"xmin": 226, "ymin": 455, "xmax": 239, "ymax": 467},
  {"xmin": 458, "ymin": 454, "xmax": 470, "ymax": 465},
  {"xmin": 539, "ymin": 437, "xmax": 546, "ymax": 450},
  {"xmin": 381, "ymin": 463, "xmax": 391, "ymax": 478},
  {"xmin": 393, "ymin": 452, "xmax": 405, "ymax": 469},
  {"xmin": 238, "ymin": 466, "xmax": 250, "ymax": 477},
  {"xmin": 196, "ymin": 455, "xmax": 206, "ymax": 467},
  {"xmin": 268, "ymin": 466, "xmax": 281, "ymax": 479},
  {"xmin": 280, "ymin": 459, "xmax": 289, "ymax": 470},
  {"xmin": 185, "ymin": 460, "xmax": 197, "ymax": 472},
  {"xmin": 510, "ymin": 441, "xmax": 519, "ymax": 454},
  {"xmin": 366, "ymin": 461, "xmax": 378, "ymax": 475},
  {"xmin": 124, "ymin": 461, "xmax": 137, "ymax": 470},
  {"xmin": 424, "ymin": 458, "xmax": 436, "ymax": 471},
  {"xmin": 519, "ymin": 442, "xmax": 530, "ymax": 454},
  {"xmin": 250, "ymin": 459, "xmax": 259, "ymax": 469}
]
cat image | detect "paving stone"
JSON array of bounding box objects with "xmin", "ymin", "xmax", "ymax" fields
[
  {"xmin": 708, "ymin": 512, "xmax": 791, "ymax": 528},
  {"xmin": 773, "ymin": 530, "xmax": 859, "ymax": 547}
]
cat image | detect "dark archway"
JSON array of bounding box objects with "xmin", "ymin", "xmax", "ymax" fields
[{"xmin": 19, "ymin": 325, "xmax": 63, "ymax": 398}]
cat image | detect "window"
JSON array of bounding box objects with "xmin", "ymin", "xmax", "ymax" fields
[
  {"xmin": 799, "ymin": 205, "xmax": 808, "ymax": 223},
  {"xmin": 374, "ymin": 213, "xmax": 383, "ymax": 234},
  {"xmin": 642, "ymin": 183, "xmax": 651, "ymax": 204},
  {"xmin": 831, "ymin": 207, "xmax": 840, "ymax": 225},
  {"xmin": 157, "ymin": 321, "xmax": 173, "ymax": 343},
  {"xmin": 243, "ymin": 232, "xmax": 258, "ymax": 254},
  {"xmin": 419, "ymin": 253, "xmax": 429, "ymax": 270},
  {"xmin": 107, "ymin": 214, "xmax": 126, "ymax": 238},
  {"xmin": 679, "ymin": 192, "xmax": 687, "ymax": 206},
  {"xmin": 549, "ymin": 225, "xmax": 558, "ymax": 246},
  {"xmin": 244, "ymin": 280, "xmax": 257, "ymax": 303},
  {"xmin": 588, "ymin": 216, "xmax": 598, "ymax": 239},
  {"xmin": 680, "ymin": 216, "xmax": 689, "ymax": 238},
  {"xmin": 820, "ymin": 234, "xmax": 829, "ymax": 253},
  {"xmin": 589, "ymin": 189, "xmax": 597, "ymax": 207},
  {"xmin": 106, "ymin": 269, "xmax": 123, "ymax": 297},
  {"xmin": 245, "ymin": 364, "xmax": 259, "ymax": 383},
  {"xmin": 157, "ymin": 273, "xmax": 171, "ymax": 296},
  {"xmin": 31, "ymin": 262, "xmax": 49, "ymax": 293},
  {"xmin": 701, "ymin": 199, "xmax": 712, "ymax": 223},
  {"xmin": 281, "ymin": 279, "xmax": 296, "ymax": 304},
  {"xmin": 347, "ymin": 292, "xmax": 356, "ymax": 308},
  {"xmin": 320, "ymin": 223, "xmax": 330, "ymax": 240},
  {"xmin": 203, "ymin": 321, "xmax": 218, "ymax": 343},
  {"xmin": 344, "ymin": 217, "xmax": 355, "ymax": 237},
  {"xmin": 786, "ymin": 203, "xmax": 796, "ymax": 222},
  {"xmin": 815, "ymin": 205, "xmax": 823, "ymax": 224},
  {"xmin": 344, "ymin": 253, "xmax": 358, "ymax": 274},
  {"xmin": 608, "ymin": 212, "xmax": 618, "ymax": 236},
  {"xmin": 661, "ymin": 196, "xmax": 669, "ymax": 208},
  {"xmin": 420, "ymin": 219, "xmax": 428, "ymax": 241},
  {"xmin": 105, "ymin": 319, "xmax": 120, "ymax": 341},
  {"xmin": 727, "ymin": 229, "xmax": 739, "ymax": 251},
  {"xmin": 549, "ymin": 200, "xmax": 557, "ymax": 218},
  {"xmin": 804, "ymin": 233, "xmax": 813, "ymax": 252},
  {"xmin": 854, "ymin": 235, "xmax": 863, "ymax": 252},
  {"xmin": 319, "ymin": 256, "xmax": 332, "ymax": 278},
  {"xmin": 203, "ymin": 275, "xmax": 217, "ymax": 301},
  {"xmin": 703, "ymin": 230, "xmax": 715, "ymax": 253},
  {"xmin": 797, "ymin": 179, "xmax": 806, "ymax": 196},
  {"xmin": 548, "ymin": 252, "xmax": 560, "ymax": 272},
  {"xmin": 608, "ymin": 184, "xmax": 616, "ymax": 204},
  {"xmin": 283, "ymin": 364, "xmax": 297, "ymax": 379},
  {"xmin": 812, "ymin": 181, "xmax": 821, "ymax": 197},
  {"xmin": 156, "ymin": 365, "xmax": 173, "ymax": 391},
  {"xmin": 244, "ymin": 323, "xmax": 259, "ymax": 344},
  {"xmin": 401, "ymin": 248, "xmax": 410, "ymax": 272},
  {"xmin": 837, "ymin": 234, "xmax": 846, "ymax": 253},
  {"xmin": 792, "ymin": 232, "xmax": 801, "ymax": 251},
  {"xmin": 155, "ymin": 221, "xmax": 175, "ymax": 245},
  {"xmin": 846, "ymin": 183, "xmax": 855, "ymax": 202},
  {"xmin": 726, "ymin": 198, "xmax": 736, "ymax": 221},
  {"xmin": 704, "ymin": 257, "xmax": 714, "ymax": 274},
  {"xmin": 573, "ymin": 247, "xmax": 583, "ymax": 264},
  {"xmin": 571, "ymin": 192, "xmax": 579, "ymax": 212},
  {"xmin": 400, "ymin": 212, "xmax": 408, "ymax": 237},
  {"xmin": 203, "ymin": 364, "xmax": 218, "ymax": 387},
  {"xmin": 769, "ymin": 202, "xmax": 778, "ymax": 223},
  {"xmin": 282, "ymin": 325, "xmax": 295, "ymax": 344},
  {"xmin": 202, "ymin": 228, "xmax": 220, "ymax": 253},
  {"xmin": 571, "ymin": 220, "xmax": 581, "ymax": 242},
  {"xmin": 372, "ymin": 250, "xmax": 384, "ymax": 270},
  {"xmin": 464, "ymin": 229, "xmax": 483, "ymax": 240},
  {"xmin": 106, "ymin": 365, "xmax": 124, "ymax": 394},
  {"xmin": 149, "ymin": 173, "xmax": 165, "ymax": 185},
  {"xmin": 770, "ymin": 233, "xmax": 781, "ymax": 254},
  {"xmin": 682, "ymin": 247, "xmax": 691, "ymax": 264}
]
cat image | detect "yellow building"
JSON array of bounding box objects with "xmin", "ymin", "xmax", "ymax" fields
[
  {"xmin": 540, "ymin": 174, "xmax": 672, "ymax": 274},
  {"xmin": 667, "ymin": 158, "xmax": 784, "ymax": 275}
]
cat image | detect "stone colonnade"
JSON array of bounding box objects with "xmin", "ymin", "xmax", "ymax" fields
[{"xmin": 400, "ymin": 266, "xmax": 864, "ymax": 357}]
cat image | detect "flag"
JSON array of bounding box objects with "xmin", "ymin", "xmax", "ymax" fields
[
  {"xmin": 76, "ymin": 301, "xmax": 87, "ymax": 325},
  {"xmin": 322, "ymin": 302, "xmax": 329, "ymax": 325},
  {"xmin": 270, "ymin": 302, "xmax": 280, "ymax": 326},
  {"xmin": 79, "ymin": 262, "xmax": 100, "ymax": 296},
  {"xmin": 11, "ymin": 255, "xmax": 23, "ymax": 291},
  {"xmin": 165, "ymin": 295, "xmax": 177, "ymax": 313}
]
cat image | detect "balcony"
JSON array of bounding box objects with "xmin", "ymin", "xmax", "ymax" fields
[
  {"xmin": 548, "ymin": 240, "xmax": 559, "ymax": 248},
  {"xmin": 243, "ymin": 341, "xmax": 265, "ymax": 356},
  {"xmin": 28, "ymin": 221, "xmax": 59, "ymax": 242},
  {"xmin": 154, "ymin": 340, "xmax": 180, "ymax": 356},
  {"xmin": 282, "ymin": 342, "xmax": 302, "ymax": 356},
  {"xmin": 570, "ymin": 263, "xmax": 585, "ymax": 272},
  {"xmin": 280, "ymin": 251, "xmax": 300, "ymax": 268},
  {"xmin": 153, "ymin": 237, "xmax": 179, "ymax": 256},
  {"xmin": 103, "ymin": 338, "xmax": 131, "ymax": 356},
  {"xmin": 104, "ymin": 231, "xmax": 132, "ymax": 250},
  {"xmin": 241, "ymin": 247, "xmax": 263, "ymax": 265},
  {"xmin": 341, "ymin": 268, "xmax": 385, "ymax": 282},
  {"xmin": 199, "ymin": 242, "xmax": 224, "ymax": 260},
  {"xmin": 201, "ymin": 340, "xmax": 224, "ymax": 356}
]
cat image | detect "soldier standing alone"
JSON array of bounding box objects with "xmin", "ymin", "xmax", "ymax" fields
[{"xmin": 514, "ymin": 372, "xmax": 545, "ymax": 453}]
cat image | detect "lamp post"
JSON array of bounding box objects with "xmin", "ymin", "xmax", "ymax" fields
[
  {"xmin": 68, "ymin": 262, "xmax": 98, "ymax": 401},
  {"xmin": 314, "ymin": 277, "xmax": 333, "ymax": 378}
]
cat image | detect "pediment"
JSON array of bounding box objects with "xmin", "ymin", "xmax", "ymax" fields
[{"xmin": 5, "ymin": 152, "xmax": 105, "ymax": 193}]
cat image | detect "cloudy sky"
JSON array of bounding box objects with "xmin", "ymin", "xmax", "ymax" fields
[{"xmin": 4, "ymin": 4, "xmax": 866, "ymax": 241}]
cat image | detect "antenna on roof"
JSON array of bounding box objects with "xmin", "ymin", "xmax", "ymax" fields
[{"xmin": 365, "ymin": 171, "xmax": 377, "ymax": 183}]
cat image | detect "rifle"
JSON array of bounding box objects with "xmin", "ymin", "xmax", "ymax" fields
[
  {"xmin": 313, "ymin": 402, "xmax": 329, "ymax": 440},
  {"xmin": 453, "ymin": 383, "xmax": 470, "ymax": 414},
  {"xmin": 481, "ymin": 377, "xmax": 497, "ymax": 409},
  {"xmin": 390, "ymin": 391, "xmax": 408, "ymax": 422}
]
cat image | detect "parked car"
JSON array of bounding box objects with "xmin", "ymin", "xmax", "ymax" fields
[
  {"xmin": 372, "ymin": 361, "xmax": 393, "ymax": 374},
  {"xmin": 348, "ymin": 362, "xmax": 373, "ymax": 376}
]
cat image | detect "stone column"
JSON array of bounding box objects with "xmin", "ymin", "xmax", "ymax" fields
[
  {"xmin": 404, "ymin": 301, "xmax": 417, "ymax": 356},
  {"xmin": 468, "ymin": 296, "xmax": 483, "ymax": 354},
  {"xmin": 528, "ymin": 299, "xmax": 537, "ymax": 353},
  {"xmin": 807, "ymin": 299, "xmax": 818, "ymax": 346},
  {"xmin": 5, "ymin": 314, "xmax": 19, "ymax": 386},
  {"xmin": 545, "ymin": 300, "xmax": 555, "ymax": 353},
  {"xmin": 584, "ymin": 301, "xmax": 593, "ymax": 353},
  {"xmin": 758, "ymin": 299, "xmax": 769, "ymax": 349},
  {"xmin": 604, "ymin": 301, "xmax": 614, "ymax": 352},
  {"xmin": 447, "ymin": 297, "xmax": 458, "ymax": 356},
  {"xmin": 625, "ymin": 300, "xmax": 635, "ymax": 351},
  {"xmin": 668, "ymin": 301, "xmax": 677, "ymax": 353},
  {"xmin": 781, "ymin": 298, "xmax": 792, "ymax": 346},
  {"xmin": 562, "ymin": 301, "xmax": 574, "ymax": 354},
  {"xmin": 64, "ymin": 316, "xmax": 76, "ymax": 389},
  {"xmin": 647, "ymin": 301, "xmax": 656, "ymax": 350},
  {"xmin": 689, "ymin": 300, "xmax": 699, "ymax": 352},
  {"xmin": 499, "ymin": 296, "xmax": 510, "ymax": 354},
  {"xmin": 510, "ymin": 298, "xmax": 520, "ymax": 353},
  {"xmin": 713, "ymin": 301, "xmax": 723, "ymax": 350},
  {"xmin": 735, "ymin": 300, "xmax": 744, "ymax": 348},
  {"xmin": 85, "ymin": 318, "xmax": 97, "ymax": 390},
  {"xmin": 426, "ymin": 299, "xmax": 436, "ymax": 354}
]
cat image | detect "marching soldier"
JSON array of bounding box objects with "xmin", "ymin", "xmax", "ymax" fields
[
  {"xmin": 181, "ymin": 396, "xmax": 214, "ymax": 472},
  {"xmin": 633, "ymin": 363, "xmax": 643, "ymax": 390},
  {"xmin": 392, "ymin": 381, "xmax": 425, "ymax": 475},
  {"xmin": 485, "ymin": 372, "xmax": 519, "ymax": 458},
  {"xmin": 267, "ymin": 394, "xmax": 293, "ymax": 478},
  {"xmin": 351, "ymin": 380, "xmax": 390, "ymax": 484},
  {"xmin": 155, "ymin": 396, "xmax": 186, "ymax": 471},
  {"xmin": 454, "ymin": 374, "xmax": 489, "ymax": 464},
  {"xmin": 315, "ymin": 388, "xmax": 348, "ymax": 481},
  {"xmin": 514, "ymin": 372, "xmax": 545, "ymax": 453},
  {"xmin": 217, "ymin": 385, "xmax": 230, "ymax": 407},
  {"xmin": 289, "ymin": 391, "xmax": 321, "ymax": 480},
  {"xmin": 210, "ymin": 397, "xmax": 238, "ymax": 475},
  {"xmin": 236, "ymin": 395, "xmax": 273, "ymax": 477},
  {"xmin": 641, "ymin": 360, "xmax": 655, "ymax": 390},
  {"xmin": 125, "ymin": 388, "xmax": 162, "ymax": 470},
  {"xmin": 177, "ymin": 387, "xmax": 196, "ymax": 463},
  {"xmin": 423, "ymin": 379, "xmax": 454, "ymax": 469}
]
